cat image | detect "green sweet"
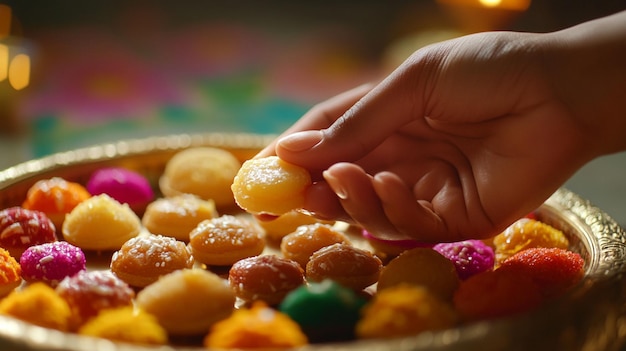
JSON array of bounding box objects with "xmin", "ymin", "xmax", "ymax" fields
[{"xmin": 278, "ymin": 279, "xmax": 368, "ymax": 343}]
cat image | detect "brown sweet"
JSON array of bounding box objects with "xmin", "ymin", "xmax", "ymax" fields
[
  {"xmin": 231, "ymin": 156, "xmax": 311, "ymax": 216},
  {"xmin": 159, "ymin": 147, "xmax": 241, "ymax": 207},
  {"xmin": 228, "ymin": 255, "xmax": 305, "ymax": 306},
  {"xmin": 110, "ymin": 234, "xmax": 194, "ymax": 288},
  {"xmin": 306, "ymin": 243, "xmax": 382, "ymax": 291},
  {"xmin": 280, "ymin": 223, "xmax": 351, "ymax": 269},
  {"xmin": 377, "ymin": 247, "xmax": 461, "ymax": 302},
  {"xmin": 142, "ymin": 194, "xmax": 218, "ymax": 241},
  {"xmin": 188, "ymin": 215, "xmax": 265, "ymax": 266},
  {"xmin": 136, "ymin": 269, "xmax": 236, "ymax": 336},
  {"xmin": 62, "ymin": 194, "xmax": 142, "ymax": 251}
]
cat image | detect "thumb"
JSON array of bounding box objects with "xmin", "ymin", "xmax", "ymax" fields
[{"xmin": 276, "ymin": 75, "xmax": 421, "ymax": 170}]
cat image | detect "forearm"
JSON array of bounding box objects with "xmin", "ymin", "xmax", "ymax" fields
[{"xmin": 541, "ymin": 10, "xmax": 626, "ymax": 157}]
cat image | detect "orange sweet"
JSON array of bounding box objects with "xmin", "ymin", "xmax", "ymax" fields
[
  {"xmin": 493, "ymin": 218, "xmax": 569, "ymax": 265},
  {"xmin": 0, "ymin": 282, "xmax": 72, "ymax": 331},
  {"xmin": 22, "ymin": 177, "xmax": 91, "ymax": 230},
  {"xmin": 498, "ymin": 247, "xmax": 585, "ymax": 298},
  {"xmin": 204, "ymin": 301, "xmax": 308, "ymax": 349},
  {"xmin": 0, "ymin": 247, "xmax": 21, "ymax": 297}
]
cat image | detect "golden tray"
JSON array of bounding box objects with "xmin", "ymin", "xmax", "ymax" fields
[{"xmin": 0, "ymin": 132, "xmax": 626, "ymax": 351}]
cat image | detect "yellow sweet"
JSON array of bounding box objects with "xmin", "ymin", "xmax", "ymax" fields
[
  {"xmin": 135, "ymin": 269, "xmax": 235, "ymax": 336},
  {"xmin": 204, "ymin": 301, "xmax": 308, "ymax": 349},
  {"xmin": 142, "ymin": 194, "xmax": 219, "ymax": 241},
  {"xmin": 159, "ymin": 147, "xmax": 241, "ymax": 207},
  {"xmin": 493, "ymin": 218, "xmax": 569, "ymax": 265},
  {"xmin": 0, "ymin": 282, "xmax": 72, "ymax": 331},
  {"xmin": 62, "ymin": 194, "xmax": 142, "ymax": 251},
  {"xmin": 356, "ymin": 284, "xmax": 458, "ymax": 339},
  {"xmin": 256, "ymin": 210, "xmax": 322, "ymax": 242},
  {"xmin": 78, "ymin": 306, "xmax": 167, "ymax": 345},
  {"xmin": 231, "ymin": 156, "xmax": 312, "ymax": 216}
]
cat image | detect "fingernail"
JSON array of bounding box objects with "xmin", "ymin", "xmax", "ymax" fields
[
  {"xmin": 323, "ymin": 170, "xmax": 348, "ymax": 200},
  {"xmin": 278, "ymin": 130, "xmax": 323, "ymax": 152}
]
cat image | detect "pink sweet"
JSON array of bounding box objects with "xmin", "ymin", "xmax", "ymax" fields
[
  {"xmin": 20, "ymin": 241, "xmax": 86, "ymax": 285},
  {"xmin": 433, "ymin": 240, "xmax": 495, "ymax": 280},
  {"xmin": 86, "ymin": 167, "xmax": 154, "ymax": 209}
]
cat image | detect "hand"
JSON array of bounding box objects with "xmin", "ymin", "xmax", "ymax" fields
[{"xmin": 257, "ymin": 20, "xmax": 625, "ymax": 242}]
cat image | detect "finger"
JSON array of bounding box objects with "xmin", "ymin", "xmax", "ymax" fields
[
  {"xmin": 255, "ymin": 83, "xmax": 374, "ymax": 158},
  {"xmin": 372, "ymin": 171, "xmax": 450, "ymax": 242},
  {"xmin": 276, "ymin": 68, "xmax": 426, "ymax": 168},
  {"xmin": 300, "ymin": 181, "xmax": 351, "ymax": 223},
  {"xmin": 323, "ymin": 163, "xmax": 412, "ymax": 241}
]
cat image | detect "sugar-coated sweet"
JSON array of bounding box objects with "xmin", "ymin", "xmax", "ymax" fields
[
  {"xmin": 280, "ymin": 223, "xmax": 351, "ymax": 269},
  {"xmin": 0, "ymin": 247, "xmax": 21, "ymax": 297},
  {"xmin": 136, "ymin": 269, "xmax": 235, "ymax": 336},
  {"xmin": 142, "ymin": 194, "xmax": 218, "ymax": 241},
  {"xmin": 356, "ymin": 284, "xmax": 458, "ymax": 339},
  {"xmin": 231, "ymin": 156, "xmax": 312, "ymax": 216},
  {"xmin": 433, "ymin": 240, "xmax": 495, "ymax": 280},
  {"xmin": 0, "ymin": 282, "xmax": 72, "ymax": 331},
  {"xmin": 204, "ymin": 301, "xmax": 308, "ymax": 349},
  {"xmin": 56, "ymin": 270, "xmax": 135, "ymax": 327},
  {"xmin": 20, "ymin": 241, "xmax": 86, "ymax": 286},
  {"xmin": 159, "ymin": 147, "xmax": 241, "ymax": 207},
  {"xmin": 110, "ymin": 234, "xmax": 194, "ymax": 288},
  {"xmin": 229, "ymin": 254, "xmax": 305, "ymax": 306},
  {"xmin": 62, "ymin": 194, "xmax": 142, "ymax": 251},
  {"xmin": 493, "ymin": 218, "xmax": 569, "ymax": 265},
  {"xmin": 0, "ymin": 207, "xmax": 57, "ymax": 259},
  {"xmin": 377, "ymin": 247, "xmax": 460, "ymax": 301},
  {"xmin": 306, "ymin": 243, "xmax": 382, "ymax": 291},
  {"xmin": 453, "ymin": 268, "xmax": 544, "ymax": 321},
  {"xmin": 279, "ymin": 279, "xmax": 368, "ymax": 342},
  {"xmin": 256, "ymin": 210, "xmax": 322, "ymax": 242},
  {"xmin": 499, "ymin": 247, "xmax": 585, "ymax": 298},
  {"xmin": 22, "ymin": 177, "xmax": 91, "ymax": 230},
  {"xmin": 78, "ymin": 306, "xmax": 168, "ymax": 345},
  {"xmin": 362, "ymin": 229, "xmax": 431, "ymax": 258},
  {"xmin": 86, "ymin": 167, "xmax": 155, "ymax": 214},
  {"xmin": 188, "ymin": 215, "xmax": 265, "ymax": 266}
]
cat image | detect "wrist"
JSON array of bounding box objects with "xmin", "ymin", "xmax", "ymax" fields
[{"xmin": 540, "ymin": 11, "xmax": 626, "ymax": 157}]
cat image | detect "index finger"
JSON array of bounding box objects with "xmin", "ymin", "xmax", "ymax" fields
[{"xmin": 255, "ymin": 83, "xmax": 375, "ymax": 158}]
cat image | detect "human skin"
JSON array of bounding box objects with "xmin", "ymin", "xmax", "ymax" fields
[{"xmin": 257, "ymin": 10, "xmax": 626, "ymax": 243}]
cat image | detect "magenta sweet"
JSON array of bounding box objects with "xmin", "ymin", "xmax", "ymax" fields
[
  {"xmin": 433, "ymin": 240, "xmax": 495, "ymax": 280},
  {"xmin": 86, "ymin": 167, "xmax": 154, "ymax": 210},
  {"xmin": 19, "ymin": 241, "xmax": 86, "ymax": 285}
]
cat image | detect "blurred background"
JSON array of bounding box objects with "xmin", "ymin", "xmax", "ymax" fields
[{"xmin": 1, "ymin": 0, "xmax": 625, "ymax": 224}]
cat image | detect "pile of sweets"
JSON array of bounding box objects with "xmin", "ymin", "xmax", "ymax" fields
[{"xmin": 0, "ymin": 147, "xmax": 586, "ymax": 349}]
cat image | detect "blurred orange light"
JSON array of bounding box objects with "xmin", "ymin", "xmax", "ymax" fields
[
  {"xmin": 0, "ymin": 4, "xmax": 11, "ymax": 40},
  {"xmin": 8, "ymin": 53, "xmax": 30, "ymax": 90},
  {"xmin": 437, "ymin": 0, "xmax": 531, "ymax": 11},
  {"xmin": 0, "ymin": 44, "xmax": 7, "ymax": 82}
]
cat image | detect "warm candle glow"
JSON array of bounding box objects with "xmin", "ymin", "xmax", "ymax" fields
[
  {"xmin": 8, "ymin": 53, "xmax": 30, "ymax": 90},
  {"xmin": 479, "ymin": 0, "xmax": 503, "ymax": 7},
  {"xmin": 0, "ymin": 44, "xmax": 7, "ymax": 82},
  {"xmin": 437, "ymin": 0, "xmax": 531, "ymax": 11}
]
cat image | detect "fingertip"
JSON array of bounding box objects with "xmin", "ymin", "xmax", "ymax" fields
[{"xmin": 276, "ymin": 130, "xmax": 324, "ymax": 153}]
